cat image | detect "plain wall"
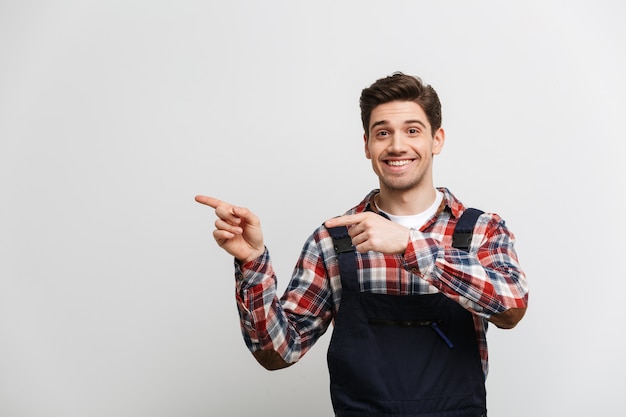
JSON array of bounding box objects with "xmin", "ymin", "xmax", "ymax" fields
[{"xmin": 1, "ymin": 1, "xmax": 624, "ymax": 416}]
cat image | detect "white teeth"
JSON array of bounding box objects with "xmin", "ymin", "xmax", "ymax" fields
[{"xmin": 387, "ymin": 160, "xmax": 411, "ymax": 166}]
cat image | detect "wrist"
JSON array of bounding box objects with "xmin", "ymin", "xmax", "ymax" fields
[{"xmin": 239, "ymin": 247, "xmax": 265, "ymax": 265}]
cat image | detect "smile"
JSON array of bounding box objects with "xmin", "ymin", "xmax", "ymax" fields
[{"xmin": 386, "ymin": 160, "xmax": 413, "ymax": 166}]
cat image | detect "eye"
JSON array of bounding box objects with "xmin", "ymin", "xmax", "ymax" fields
[
  {"xmin": 408, "ymin": 127, "xmax": 421, "ymax": 135},
  {"xmin": 376, "ymin": 130, "xmax": 389, "ymax": 138}
]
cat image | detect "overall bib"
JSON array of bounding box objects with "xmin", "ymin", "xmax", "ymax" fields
[{"xmin": 326, "ymin": 208, "xmax": 487, "ymax": 417}]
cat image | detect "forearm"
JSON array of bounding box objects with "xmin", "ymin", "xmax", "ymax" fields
[
  {"xmin": 234, "ymin": 247, "xmax": 332, "ymax": 367},
  {"xmin": 404, "ymin": 225, "xmax": 528, "ymax": 320},
  {"xmin": 235, "ymin": 252, "xmax": 293, "ymax": 358}
]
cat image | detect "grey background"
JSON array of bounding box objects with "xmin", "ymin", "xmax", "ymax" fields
[{"xmin": 1, "ymin": 1, "xmax": 624, "ymax": 416}]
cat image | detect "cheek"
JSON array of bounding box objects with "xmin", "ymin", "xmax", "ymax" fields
[{"xmin": 415, "ymin": 141, "xmax": 433, "ymax": 155}]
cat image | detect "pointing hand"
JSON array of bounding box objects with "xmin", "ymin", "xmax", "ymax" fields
[
  {"xmin": 324, "ymin": 212, "xmax": 410, "ymax": 254},
  {"xmin": 195, "ymin": 195, "xmax": 265, "ymax": 263}
]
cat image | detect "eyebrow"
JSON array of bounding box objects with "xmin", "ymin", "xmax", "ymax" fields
[{"xmin": 370, "ymin": 119, "xmax": 427, "ymax": 130}]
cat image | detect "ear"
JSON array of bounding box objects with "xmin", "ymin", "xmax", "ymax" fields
[
  {"xmin": 364, "ymin": 133, "xmax": 372, "ymax": 159},
  {"xmin": 432, "ymin": 127, "xmax": 445, "ymax": 155}
]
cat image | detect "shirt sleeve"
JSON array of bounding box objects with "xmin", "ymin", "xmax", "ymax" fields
[
  {"xmin": 403, "ymin": 213, "xmax": 528, "ymax": 318},
  {"xmin": 234, "ymin": 233, "xmax": 334, "ymax": 364}
]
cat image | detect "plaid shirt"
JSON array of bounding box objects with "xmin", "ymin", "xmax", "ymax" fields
[{"xmin": 234, "ymin": 188, "xmax": 528, "ymax": 377}]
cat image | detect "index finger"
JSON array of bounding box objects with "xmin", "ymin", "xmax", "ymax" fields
[
  {"xmin": 324, "ymin": 213, "xmax": 365, "ymax": 228},
  {"xmin": 194, "ymin": 195, "xmax": 227, "ymax": 209}
]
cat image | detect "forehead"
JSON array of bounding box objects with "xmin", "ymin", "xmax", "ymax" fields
[{"xmin": 369, "ymin": 100, "xmax": 429, "ymax": 129}]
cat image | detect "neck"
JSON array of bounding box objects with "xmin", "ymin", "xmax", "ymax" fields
[{"xmin": 376, "ymin": 187, "xmax": 438, "ymax": 216}]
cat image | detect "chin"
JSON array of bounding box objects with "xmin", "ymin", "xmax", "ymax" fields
[{"xmin": 381, "ymin": 181, "xmax": 419, "ymax": 192}]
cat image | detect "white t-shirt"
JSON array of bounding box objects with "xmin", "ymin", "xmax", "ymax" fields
[{"xmin": 379, "ymin": 191, "xmax": 444, "ymax": 230}]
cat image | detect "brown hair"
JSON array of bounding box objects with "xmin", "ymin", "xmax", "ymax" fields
[{"xmin": 360, "ymin": 72, "xmax": 442, "ymax": 138}]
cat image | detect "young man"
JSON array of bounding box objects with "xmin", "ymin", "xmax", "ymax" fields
[{"xmin": 196, "ymin": 73, "xmax": 528, "ymax": 417}]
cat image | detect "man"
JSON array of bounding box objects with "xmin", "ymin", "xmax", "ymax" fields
[{"xmin": 196, "ymin": 72, "xmax": 528, "ymax": 417}]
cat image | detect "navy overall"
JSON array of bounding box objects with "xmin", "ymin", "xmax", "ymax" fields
[{"xmin": 326, "ymin": 208, "xmax": 487, "ymax": 417}]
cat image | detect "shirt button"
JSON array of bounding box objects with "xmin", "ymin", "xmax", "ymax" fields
[
  {"xmin": 410, "ymin": 267, "xmax": 419, "ymax": 274},
  {"xmin": 236, "ymin": 273, "xmax": 244, "ymax": 281}
]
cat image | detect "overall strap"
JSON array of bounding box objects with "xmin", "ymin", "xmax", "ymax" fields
[
  {"xmin": 452, "ymin": 208, "xmax": 484, "ymax": 252},
  {"xmin": 326, "ymin": 225, "xmax": 359, "ymax": 293}
]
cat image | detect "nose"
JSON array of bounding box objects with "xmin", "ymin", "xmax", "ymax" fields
[{"xmin": 388, "ymin": 134, "xmax": 407, "ymax": 153}]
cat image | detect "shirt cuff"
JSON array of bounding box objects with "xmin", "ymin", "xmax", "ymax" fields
[
  {"xmin": 404, "ymin": 229, "xmax": 440, "ymax": 276},
  {"xmin": 234, "ymin": 247, "xmax": 272, "ymax": 288}
]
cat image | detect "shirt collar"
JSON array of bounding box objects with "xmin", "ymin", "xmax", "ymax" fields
[
  {"xmin": 359, "ymin": 187, "xmax": 466, "ymax": 219},
  {"xmin": 437, "ymin": 187, "xmax": 466, "ymax": 219}
]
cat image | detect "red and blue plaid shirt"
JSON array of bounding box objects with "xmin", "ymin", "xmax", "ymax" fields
[{"xmin": 234, "ymin": 188, "xmax": 528, "ymax": 377}]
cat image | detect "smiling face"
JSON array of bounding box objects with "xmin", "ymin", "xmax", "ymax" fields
[{"xmin": 365, "ymin": 100, "xmax": 445, "ymax": 197}]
